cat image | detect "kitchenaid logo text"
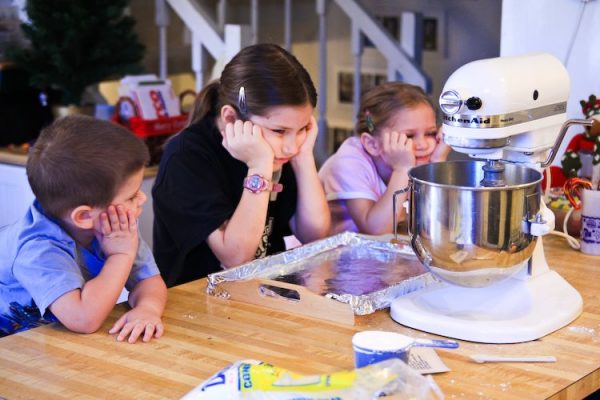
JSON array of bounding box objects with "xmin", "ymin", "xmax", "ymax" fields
[
  {"xmin": 443, "ymin": 115, "xmax": 491, "ymax": 125},
  {"xmin": 442, "ymin": 101, "xmax": 566, "ymax": 129}
]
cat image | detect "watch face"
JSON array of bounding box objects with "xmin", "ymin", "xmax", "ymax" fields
[
  {"xmin": 248, "ymin": 175, "xmax": 263, "ymax": 190},
  {"xmin": 244, "ymin": 174, "xmax": 268, "ymax": 193}
]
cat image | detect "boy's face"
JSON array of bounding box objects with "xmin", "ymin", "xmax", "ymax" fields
[
  {"xmin": 63, "ymin": 168, "xmax": 147, "ymax": 245},
  {"xmin": 106, "ymin": 168, "xmax": 147, "ymax": 219}
]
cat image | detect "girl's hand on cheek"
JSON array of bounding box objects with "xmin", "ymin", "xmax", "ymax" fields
[
  {"xmin": 298, "ymin": 116, "xmax": 318, "ymax": 154},
  {"xmin": 223, "ymin": 120, "xmax": 274, "ymax": 170},
  {"xmin": 430, "ymin": 128, "xmax": 451, "ymax": 162},
  {"xmin": 293, "ymin": 116, "xmax": 318, "ymax": 165},
  {"xmin": 380, "ymin": 130, "xmax": 416, "ymax": 171}
]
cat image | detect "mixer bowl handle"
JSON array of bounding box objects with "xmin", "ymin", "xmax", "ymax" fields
[{"xmin": 393, "ymin": 183, "xmax": 412, "ymax": 242}]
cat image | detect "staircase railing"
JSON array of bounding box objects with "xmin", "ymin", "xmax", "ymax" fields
[
  {"xmin": 159, "ymin": 0, "xmax": 249, "ymax": 91},
  {"xmin": 156, "ymin": 0, "xmax": 430, "ymax": 161},
  {"xmin": 332, "ymin": 0, "xmax": 431, "ymax": 117}
]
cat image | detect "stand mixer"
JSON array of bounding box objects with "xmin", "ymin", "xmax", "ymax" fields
[{"xmin": 390, "ymin": 53, "xmax": 591, "ymax": 343}]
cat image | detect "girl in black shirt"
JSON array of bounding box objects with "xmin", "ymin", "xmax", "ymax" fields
[{"xmin": 152, "ymin": 43, "xmax": 330, "ymax": 286}]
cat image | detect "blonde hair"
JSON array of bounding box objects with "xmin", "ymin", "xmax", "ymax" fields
[{"xmin": 355, "ymin": 82, "xmax": 434, "ymax": 136}]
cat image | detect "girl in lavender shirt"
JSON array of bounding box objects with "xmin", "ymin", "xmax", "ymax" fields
[{"xmin": 319, "ymin": 82, "xmax": 450, "ymax": 235}]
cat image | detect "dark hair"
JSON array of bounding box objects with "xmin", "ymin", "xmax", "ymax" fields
[
  {"xmin": 189, "ymin": 43, "xmax": 317, "ymax": 125},
  {"xmin": 27, "ymin": 115, "xmax": 150, "ymax": 219},
  {"xmin": 355, "ymin": 82, "xmax": 435, "ymax": 136}
]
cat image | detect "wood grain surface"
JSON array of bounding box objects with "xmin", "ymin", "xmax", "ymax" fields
[
  {"xmin": 0, "ymin": 149, "xmax": 158, "ymax": 177},
  {"xmin": 0, "ymin": 235, "xmax": 598, "ymax": 399}
]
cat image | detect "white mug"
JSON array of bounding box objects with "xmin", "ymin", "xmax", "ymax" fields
[{"xmin": 580, "ymin": 188, "xmax": 600, "ymax": 255}]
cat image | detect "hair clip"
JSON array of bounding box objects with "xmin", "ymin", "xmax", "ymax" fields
[
  {"xmin": 365, "ymin": 110, "xmax": 375, "ymax": 133},
  {"xmin": 238, "ymin": 86, "xmax": 248, "ymax": 118}
]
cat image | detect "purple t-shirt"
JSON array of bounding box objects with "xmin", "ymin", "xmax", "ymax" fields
[{"xmin": 318, "ymin": 137, "xmax": 387, "ymax": 234}]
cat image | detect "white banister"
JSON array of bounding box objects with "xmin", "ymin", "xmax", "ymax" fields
[
  {"xmin": 284, "ymin": 0, "xmax": 292, "ymax": 51},
  {"xmin": 333, "ymin": 0, "xmax": 430, "ymax": 91},
  {"xmin": 352, "ymin": 23, "xmax": 363, "ymax": 124},
  {"xmin": 165, "ymin": 0, "xmax": 223, "ymax": 59},
  {"xmin": 401, "ymin": 12, "xmax": 422, "ymax": 64},
  {"xmin": 191, "ymin": 30, "xmax": 205, "ymax": 91},
  {"xmin": 224, "ymin": 24, "xmax": 253, "ymax": 62},
  {"xmin": 217, "ymin": 0, "xmax": 226, "ymax": 33},
  {"xmin": 155, "ymin": 0, "xmax": 169, "ymax": 80},
  {"xmin": 164, "ymin": 0, "xmax": 249, "ymax": 91},
  {"xmin": 251, "ymin": 0, "xmax": 258, "ymax": 45},
  {"xmin": 316, "ymin": 0, "xmax": 329, "ymax": 165},
  {"xmin": 159, "ymin": 0, "xmax": 429, "ymax": 160}
]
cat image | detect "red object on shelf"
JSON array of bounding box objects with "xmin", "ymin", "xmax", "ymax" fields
[
  {"xmin": 111, "ymin": 96, "xmax": 190, "ymax": 138},
  {"xmin": 124, "ymin": 114, "xmax": 188, "ymax": 138}
]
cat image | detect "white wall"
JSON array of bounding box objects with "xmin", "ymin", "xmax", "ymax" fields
[
  {"xmin": 0, "ymin": 163, "xmax": 34, "ymax": 228},
  {"xmin": 139, "ymin": 176, "xmax": 155, "ymax": 249},
  {"xmin": 500, "ymin": 0, "xmax": 600, "ymax": 163}
]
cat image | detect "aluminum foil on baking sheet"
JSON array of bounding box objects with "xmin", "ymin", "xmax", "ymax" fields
[{"xmin": 207, "ymin": 232, "xmax": 439, "ymax": 315}]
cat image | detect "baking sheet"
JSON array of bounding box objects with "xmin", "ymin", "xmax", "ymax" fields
[{"xmin": 206, "ymin": 232, "xmax": 439, "ymax": 315}]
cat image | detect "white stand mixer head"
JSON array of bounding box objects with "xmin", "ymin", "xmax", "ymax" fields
[{"xmin": 439, "ymin": 53, "xmax": 569, "ymax": 164}]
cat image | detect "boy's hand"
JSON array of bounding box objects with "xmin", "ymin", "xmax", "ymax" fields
[
  {"xmin": 380, "ymin": 130, "xmax": 416, "ymax": 171},
  {"xmin": 97, "ymin": 205, "xmax": 138, "ymax": 261},
  {"xmin": 430, "ymin": 128, "xmax": 451, "ymax": 163},
  {"xmin": 223, "ymin": 120, "xmax": 274, "ymax": 170},
  {"xmin": 109, "ymin": 305, "xmax": 164, "ymax": 343}
]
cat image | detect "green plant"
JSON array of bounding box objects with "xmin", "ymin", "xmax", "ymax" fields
[{"xmin": 8, "ymin": 0, "xmax": 145, "ymax": 106}]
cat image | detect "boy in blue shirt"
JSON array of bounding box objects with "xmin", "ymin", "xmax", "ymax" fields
[{"xmin": 0, "ymin": 115, "xmax": 167, "ymax": 343}]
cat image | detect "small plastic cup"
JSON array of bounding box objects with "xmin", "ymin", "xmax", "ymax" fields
[{"xmin": 352, "ymin": 330, "xmax": 413, "ymax": 368}]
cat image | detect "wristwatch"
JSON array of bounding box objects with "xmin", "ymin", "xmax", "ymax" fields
[{"xmin": 243, "ymin": 174, "xmax": 283, "ymax": 194}]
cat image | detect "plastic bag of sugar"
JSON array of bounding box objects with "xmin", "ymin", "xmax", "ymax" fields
[{"xmin": 181, "ymin": 358, "xmax": 442, "ymax": 399}]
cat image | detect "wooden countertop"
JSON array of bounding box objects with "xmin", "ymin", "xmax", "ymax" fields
[
  {"xmin": 0, "ymin": 235, "xmax": 598, "ymax": 399},
  {"xmin": 0, "ymin": 147, "xmax": 158, "ymax": 177},
  {"xmin": 0, "ymin": 147, "xmax": 28, "ymax": 166}
]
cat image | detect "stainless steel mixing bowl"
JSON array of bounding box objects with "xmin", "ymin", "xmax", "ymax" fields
[{"xmin": 407, "ymin": 160, "xmax": 542, "ymax": 287}]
